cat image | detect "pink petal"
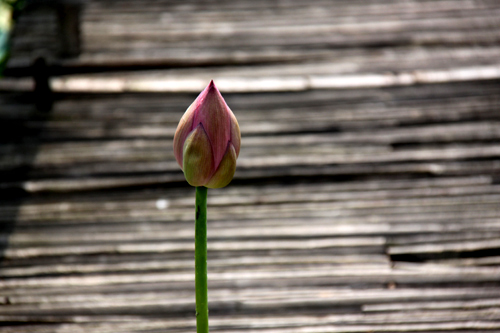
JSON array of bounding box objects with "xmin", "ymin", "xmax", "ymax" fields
[
  {"xmin": 192, "ymin": 80, "xmax": 231, "ymax": 170},
  {"xmin": 173, "ymin": 100, "xmax": 197, "ymax": 168}
]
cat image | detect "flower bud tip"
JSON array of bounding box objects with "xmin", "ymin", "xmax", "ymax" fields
[{"xmin": 173, "ymin": 81, "xmax": 241, "ymax": 188}]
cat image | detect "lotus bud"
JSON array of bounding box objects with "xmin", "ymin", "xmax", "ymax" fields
[{"xmin": 174, "ymin": 80, "xmax": 241, "ymax": 188}]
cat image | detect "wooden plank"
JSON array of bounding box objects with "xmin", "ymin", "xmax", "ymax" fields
[
  {"xmin": 1, "ymin": 1, "xmax": 500, "ymax": 332},
  {"xmin": 1, "ymin": 309, "xmax": 500, "ymax": 333},
  {"xmin": 0, "ymin": 80, "xmax": 499, "ymax": 193},
  {"xmin": 6, "ymin": 0, "xmax": 500, "ymax": 70}
]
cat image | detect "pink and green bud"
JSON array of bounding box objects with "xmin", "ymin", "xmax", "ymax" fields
[{"xmin": 173, "ymin": 80, "xmax": 241, "ymax": 188}]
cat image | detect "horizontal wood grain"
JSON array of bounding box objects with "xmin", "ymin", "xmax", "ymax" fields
[{"xmin": 1, "ymin": 0, "xmax": 500, "ymax": 332}]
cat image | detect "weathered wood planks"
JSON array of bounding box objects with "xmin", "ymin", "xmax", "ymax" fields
[
  {"xmin": 1, "ymin": 0, "xmax": 500, "ymax": 332},
  {"xmin": 7, "ymin": 0, "xmax": 500, "ymax": 68}
]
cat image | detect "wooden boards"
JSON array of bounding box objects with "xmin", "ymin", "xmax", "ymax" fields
[
  {"xmin": 1, "ymin": 0, "xmax": 500, "ymax": 332},
  {"xmin": 1, "ymin": 80, "xmax": 500, "ymax": 332}
]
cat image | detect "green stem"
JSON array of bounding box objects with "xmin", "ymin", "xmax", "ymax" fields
[{"xmin": 195, "ymin": 186, "xmax": 208, "ymax": 333}]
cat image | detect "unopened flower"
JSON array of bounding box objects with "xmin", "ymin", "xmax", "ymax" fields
[{"xmin": 174, "ymin": 80, "xmax": 241, "ymax": 188}]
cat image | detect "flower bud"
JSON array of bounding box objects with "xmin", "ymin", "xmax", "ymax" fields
[{"xmin": 174, "ymin": 80, "xmax": 241, "ymax": 188}]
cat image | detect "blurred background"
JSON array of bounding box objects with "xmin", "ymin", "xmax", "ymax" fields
[{"xmin": 1, "ymin": 0, "xmax": 500, "ymax": 332}]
